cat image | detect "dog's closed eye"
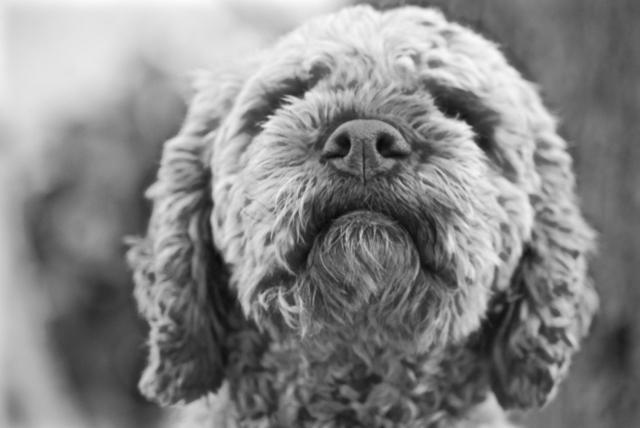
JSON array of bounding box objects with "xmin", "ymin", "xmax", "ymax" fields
[
  {"xmin": 425, "ymin": 80, "xmax": 518, "ymax": 177},
  {"xmin": 240, "ymin": 78, "xmax": 312, "ymax": 134},
  {"xmin": 425, "ymin": 81, "xmax": 501, "ymax": 154},
  {"xmin": 240, "ymin": 65, "xmax": 330, "ymax": 134}
]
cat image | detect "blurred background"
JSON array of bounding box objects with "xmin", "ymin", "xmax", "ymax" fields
[{"xmin": 1, "ymin": 0, "xmax": 638, "ymax": 427}]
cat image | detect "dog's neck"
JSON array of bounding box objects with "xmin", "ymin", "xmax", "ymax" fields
[{"xmin": 223, "ymin": 324, "xmax": 491, "ymax": 427}]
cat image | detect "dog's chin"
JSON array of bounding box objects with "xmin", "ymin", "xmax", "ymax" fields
[
  {"xmin": 307, "ymin": 210, "xmax": 420, "ymax": 294},
  {"xmin": 294, "ymin": 210, "xmax": 432, "ymax": 343}
]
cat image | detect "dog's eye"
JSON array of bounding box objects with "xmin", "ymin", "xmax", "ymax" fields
[
  {"xmin": 425, "ymin": 81, "xmax": 518, "ymax": 178},
  {"xmin": 425, "ymin": 81, "xmax": 500, "ymax": 154},
  {"xmin": 240, "ymin": 75, "xmax": 321, "ymax": 134}
]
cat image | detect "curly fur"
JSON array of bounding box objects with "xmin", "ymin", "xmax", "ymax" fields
[{"xmin": 127, "ymin": 6, "xmax": 598, "ymax": 427}]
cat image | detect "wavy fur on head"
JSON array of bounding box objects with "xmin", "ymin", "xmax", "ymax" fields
[{"xmin": 128, "ymin": 5, "xmax": 598, "ymax": 427}]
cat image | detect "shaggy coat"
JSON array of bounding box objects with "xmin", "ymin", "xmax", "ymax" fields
[{"xmin": 128, "ymin": 6, "xmax": 598, "ymax": 427}]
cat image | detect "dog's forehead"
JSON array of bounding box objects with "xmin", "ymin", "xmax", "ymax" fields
[
  {"xmin": 291, "ymin": 6, "xmax": 442, "ymax": 55},
  {"xmin": 269, "ymin": 6, "xmax": 505, "ymax": 78}
]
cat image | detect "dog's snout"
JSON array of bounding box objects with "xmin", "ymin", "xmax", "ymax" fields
[{"xmin": 322, "ymin": 119, "xmax": 410, "ymax": 181}]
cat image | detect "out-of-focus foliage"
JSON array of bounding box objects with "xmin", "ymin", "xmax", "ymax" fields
[{"xmin": 359, "ymin": 1, "xmax": 640, "ymax": 427}]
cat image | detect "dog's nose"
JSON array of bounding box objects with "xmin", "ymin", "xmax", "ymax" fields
[{"xmin": 322, "ymin": 119, "xmax": 411, "ymax": 181}]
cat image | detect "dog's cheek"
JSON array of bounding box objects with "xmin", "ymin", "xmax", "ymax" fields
[
  {"xmin": 416, "ymin": 172, "xmax": 512, "ymax": 342},
  {"xmin": 210, "ymin": 130, "xmax": 312, "ymax": 303}
]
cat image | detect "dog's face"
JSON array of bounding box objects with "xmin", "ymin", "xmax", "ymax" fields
[
  {"xmin": 130, "ymin": 5, "xmax": 597, "ymax": 412},
  {"xmin": 211, "ymin": 7, "xmax": 531, "ymax": 349}
]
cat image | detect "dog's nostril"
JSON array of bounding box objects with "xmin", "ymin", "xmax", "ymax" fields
[
  {"xmin": 376, "ymin": 132, "xmax": 394, "ymax": 155},
  {"xmin": 322, "ymin": 131, "xmax": 352, "ymax": 159},
  {"xmin": 376, "ymin": 131, "xmax": 410, "ymax": 158},
  {"xmin": 333, "ymin": 133, "xmax": 352, "ymax": 158}
]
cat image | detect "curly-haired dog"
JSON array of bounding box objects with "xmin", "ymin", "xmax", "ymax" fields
[{"xmin": 128, "ymin": 6, "xmax": 598, "ymax": 427}]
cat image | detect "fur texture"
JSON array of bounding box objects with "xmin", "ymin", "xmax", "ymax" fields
[{"xmin": 127, "ymin": 6, "xmax": 598, "ymax": 427}]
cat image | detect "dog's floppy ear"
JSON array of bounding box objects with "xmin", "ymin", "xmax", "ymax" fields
[
  {"xmin": 488, "ymin": 94, "xmax": 598, "ymax": 409},
  {"xmin": 126, "ymin": 70, "xmax": 245, "ymax": 406}
]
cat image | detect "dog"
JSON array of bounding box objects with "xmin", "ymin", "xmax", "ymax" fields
[{"xmin": 127, "ymin": 5, "xmax": 598, "ymax": 427}]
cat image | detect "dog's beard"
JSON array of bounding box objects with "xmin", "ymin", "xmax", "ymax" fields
[{"xmin": 290, "ymin": 210, "xmax": 440, "ymax": 346}]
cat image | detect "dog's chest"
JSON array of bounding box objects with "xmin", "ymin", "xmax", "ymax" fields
[{"xmin": 224, "ymin": 332, "xmax": 490, "ymax": 428}]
